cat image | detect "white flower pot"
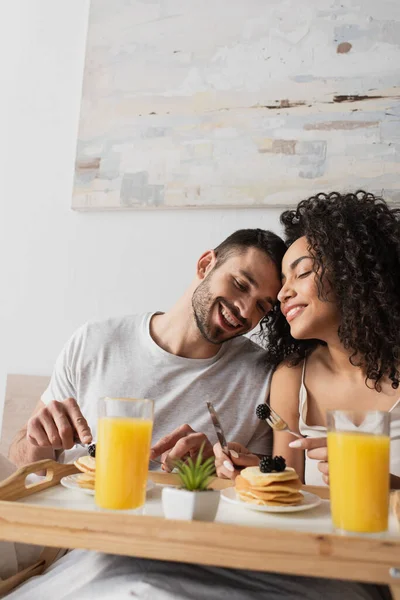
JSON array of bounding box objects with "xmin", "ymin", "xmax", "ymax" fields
[{"xmin": 161, "ymin": 487, "xmax": 220, "ymax": 522}]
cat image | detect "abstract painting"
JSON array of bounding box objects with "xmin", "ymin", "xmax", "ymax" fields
[{"xmin": 72, "ymin": 0, "xmax": 400, "ymax": 209}]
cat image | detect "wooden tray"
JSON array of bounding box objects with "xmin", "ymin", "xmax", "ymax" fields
[{"xmin": 1, "ymin": 459, "xmax": 400, "ymax": 598}]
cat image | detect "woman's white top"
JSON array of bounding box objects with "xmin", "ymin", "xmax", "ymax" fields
[{"xmin": 298, "ymin": 360, "xmax": 400, "ymax": 485}]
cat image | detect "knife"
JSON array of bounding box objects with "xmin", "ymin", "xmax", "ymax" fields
[
  {"xmin": 74, "ymin": 439, "xmax": 162, "ymax": 466},
  {"xmin": 206, "ymin": 401, "xmax": 231, "ymax": 458}
]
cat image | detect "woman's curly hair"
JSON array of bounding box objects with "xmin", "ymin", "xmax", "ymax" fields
[{"xmin": 258, "ymin": 190, "xmax": 400, "ymax": 390}]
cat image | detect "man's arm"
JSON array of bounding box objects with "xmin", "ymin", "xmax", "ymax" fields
[
  {"xmin": 8, "ymin": 398, "xmax": 92, "ymax": 468},
  {"xmin": 150, "ymin": 424, "xmax": 213, "ymax": 472}
]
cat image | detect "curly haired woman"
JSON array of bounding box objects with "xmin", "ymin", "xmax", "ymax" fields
[{"xmin": 215, "ymin": 191, "xmax": 400, "ymax": 488}]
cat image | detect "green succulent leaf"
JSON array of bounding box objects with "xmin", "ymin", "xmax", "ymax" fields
[{"xmin": 174, "ymin": 442, "xmax": 216, "ymax": 491}]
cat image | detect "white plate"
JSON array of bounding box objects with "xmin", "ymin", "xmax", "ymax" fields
[
  {"xmin": 221, "ymin": 487, "xmax": 321, "ymax": 513},
  {"xmin": 60, "ymin": 474, "xmax": 155, "ymax": 496}
]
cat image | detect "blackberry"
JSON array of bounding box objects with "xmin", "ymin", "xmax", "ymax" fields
[
  {"xmin": 259, "ymin": 455, "xmax": 287, "ymax": 474},
  {"xmin": 256, "ymin": 404, "xmax": 271, "ymax": 420},
  {"xmin": 273, "ymin": 455, "xmax": 286, "ymax": 472},
  {"xmin": 259, "ymin": 455, "xmax": 274, "ymax": 473},
  {"xmin": 87, "ymin": 443, "xmax": 96, "ymax": 458}
]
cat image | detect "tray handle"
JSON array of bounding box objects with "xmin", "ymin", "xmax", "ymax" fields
[
  {"xmin": 0, "ymin": 557, "xmax": 46, "ymax": 597},
  {"xmin": 0, "ymin": 459, "xmax": 79, "ymax": 502},
  {"xmin": 0, "ymin": 546, "xmax": 65, "ymax": 596}
]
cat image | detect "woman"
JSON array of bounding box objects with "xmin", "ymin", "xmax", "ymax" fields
[{"xmin": 215, "ymin": 190, "xmax": 400, "ymax": 486}]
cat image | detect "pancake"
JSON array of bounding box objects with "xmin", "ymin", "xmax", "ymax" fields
[
  {"xmin": 235, "ymin": 466, "xmax": 303, "ymax": 507},
  {"xmin": 76, "ymin": 472, "xmax": 95, "ymax": 482},
  {"xmin": 237, "ymin": 493, "xmax": 303, "ymax": 507},
  {"xmin": 235, "ymin": 475, "xmax": 302, "ymax": 494},
  {"xmin": 74, "ymin": 455, "xmax": 96, "ymax": 475},
  {"xmin": 241, "ymin": 488, "xmax": 303, "ymax": 501},
  {"xmin": 240, "ymin": 466, "xmax": 298, "ymax": 487},
  {"xmin": 238, "ymin": 490, "xmax": 303, "ymax": 504},
  {"xmin": 76, "ymin": 472, "xmax": 95, "ymax": 490}
]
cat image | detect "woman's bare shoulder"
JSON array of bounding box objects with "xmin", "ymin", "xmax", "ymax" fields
[
  {"xmin": 272, "ymin": 358, "xmax": 304, "ymax": 385},
  {"xmin": 270, "ymin": 359, "xmax": 304, "ymax": 412}
]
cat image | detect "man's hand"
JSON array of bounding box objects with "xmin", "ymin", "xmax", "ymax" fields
[
  {"xmin": 26, "ymin": 398, "xmax": 92, "ymax": 450},
  {"xmin": 289, "ymin": 437, "xmax": 329, "ymax": 484},
  {"xmin": 214, "ymin": 442, "xmax": 259, "ymax": 480},
  {"xmin": 150, "ymin": 424, "xmax": 213, "ymax": 472}
]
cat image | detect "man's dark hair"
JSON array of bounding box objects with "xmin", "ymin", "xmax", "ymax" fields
[
  {"xmin": 213, "ymin": 228, "xmax": 286, "ymax": 273},
  {"xmin": 260, "ymin": 190, "xmax": 400, "ymax": 390}
]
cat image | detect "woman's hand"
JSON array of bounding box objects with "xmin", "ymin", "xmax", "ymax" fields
[
  {"xmin": 289, "ymin": 437, "xmax": 329, "ymax": 485},
  {"xmin": 213, "ymin": 442, "xmax": 259, "ymax": 480}
]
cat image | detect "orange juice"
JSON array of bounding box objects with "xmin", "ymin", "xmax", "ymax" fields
[
  {"xmin": 327, "ymin": 431, "xmax": 390, "ymax": 533},
  {"xmin": 95, "ymin": 417, "xmax": 153, "ymax": 510}
]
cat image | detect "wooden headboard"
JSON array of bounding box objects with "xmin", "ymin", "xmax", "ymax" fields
[{"xmin": 0, "ymin": 374, "xmax": 50, "ymax": 457}]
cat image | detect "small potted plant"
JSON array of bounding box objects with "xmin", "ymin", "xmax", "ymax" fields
[{"xmin": 161, "ymin": 445, "xmax": 220, "ymax": 521}]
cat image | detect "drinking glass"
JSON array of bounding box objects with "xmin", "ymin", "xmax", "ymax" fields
[
  {"xmin": 327, "ymin": 410, "xmax": 390, "ymax": 534},
  {"xmin": 95, "ymin": 397, "xmax": 154, "ymax": 510}
]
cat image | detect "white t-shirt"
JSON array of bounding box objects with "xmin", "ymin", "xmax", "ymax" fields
[{"xmin": 41, "ymin": 313, "xmax": 272, "ymax": 461}]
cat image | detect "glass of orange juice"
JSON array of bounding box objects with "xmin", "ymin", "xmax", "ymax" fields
[
  {"xmin": 95, "ymin": 397, "xmax": 154, "ymax": 510},
  {"xmin": 327, "ymin": 410, "xmax": 390, "ymax": 534}
]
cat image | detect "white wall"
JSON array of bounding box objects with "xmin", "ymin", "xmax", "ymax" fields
[{"xmin": 0, "ymin": 0, "xmax": 283, "ymax": 429}]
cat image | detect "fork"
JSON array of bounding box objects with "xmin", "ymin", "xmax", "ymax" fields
[{"xmin": 265, "ymin": 406, "xmax": 303, "ymax": 439}]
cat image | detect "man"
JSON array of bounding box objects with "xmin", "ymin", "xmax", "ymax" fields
[
  {"xmin": 5, "ymin": 228, "xmax": 387, "ymax": 600},
  {"xmin": 9, "ymin": 228, "xmax": 284, "ymax": 470}
]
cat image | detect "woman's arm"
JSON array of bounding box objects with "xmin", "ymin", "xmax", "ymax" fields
[
  {"xmin": 289, "ymin": 437, "xmax": 400, "ymax": 490},
  {"xmin": 270, "ymin": 361, "xmax": 306, "ymax": 483},
  {"xmin": 214, "ymin": 442, "xmax": 259, "ymax": 479}
]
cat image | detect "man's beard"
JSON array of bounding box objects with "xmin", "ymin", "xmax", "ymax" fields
[{"xmin": 191, "ymin": 277, "xmax": 246, "ymax": 345}]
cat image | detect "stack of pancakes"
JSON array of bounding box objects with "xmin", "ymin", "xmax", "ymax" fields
[
  {"xmin": 235, "ymin": 466, "xmax": 303, "ymax": 506},
  {"xmin": 74, "ymin": 455, "xmax": 96, "ymax": 490}
]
